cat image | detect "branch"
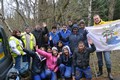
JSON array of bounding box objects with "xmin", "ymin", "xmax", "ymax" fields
[
  {"xmin": 0, "ymin": 13, "xmax": 13, "ymax": 32},
  {"xmin": 15, "ymin": 9, "xmax": 29, "ymax": 27}
]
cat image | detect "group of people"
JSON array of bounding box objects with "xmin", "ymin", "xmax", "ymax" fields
[{"xmin": 9, "ymin": 14, "xmax": 113, "ymax": 80}]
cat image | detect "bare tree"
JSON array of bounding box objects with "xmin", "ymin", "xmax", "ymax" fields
[
  {"xmin": 88, "ymin": 0, "xmax": 92, "ymax": 26},
  {"xmin": 108, "ymin": 0, "xmax": 116, "ymax": 20}
]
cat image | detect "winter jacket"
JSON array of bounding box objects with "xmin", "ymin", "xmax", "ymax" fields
[
  {"xmin": 58, "ymin": 29, "xmax": 71, "ymax": 45},
  {"xmin": 79, "ymin": 28, "xmax": 89, "ymax": 47},
  {"xmin": 72, "ymin": 44, "xmax": 96, "ymax": 75},
  {"xmin": 69, "ymin": 25, "xmax": 83, "ymax": 52},
  {"xmin": 36, "ymin": 49, "xmax": 58, "ymax": 71},
  {"xmin": 23, "ymin": 49, "xmax": 44, "ymax": 75},
  {"xmin": 57, "ymin": 45, "xmax": 72, "ymax": 66},
  {"xmin": 48, "ymin": 32, "xmax": 59, "ymax": 46},
  {"xmin": 32, "ymin": 27, "xmax": 48, "ymax": 48}
]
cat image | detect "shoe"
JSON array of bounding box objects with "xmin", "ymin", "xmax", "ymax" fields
[{"xmin": 97, "ymin": 67, "xmax": 103, "ymax": 77}]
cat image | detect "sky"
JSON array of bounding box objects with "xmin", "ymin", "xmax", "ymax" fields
[{"xmin": 1, "ymin": 0, "xmax": 58, "ymax": 17}]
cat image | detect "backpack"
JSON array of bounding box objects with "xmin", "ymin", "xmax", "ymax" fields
[{"xmin": 6, "ymin": 64, "xmax": 20, "ymax": 80}]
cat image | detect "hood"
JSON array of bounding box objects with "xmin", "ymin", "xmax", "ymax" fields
[
  {"xmin": 62, "ymin": 45, "xmax": 72, "ymax": 56},
  {"xmin": 72, "ymin": 24, "xmax": 79, "ymax": 32}
]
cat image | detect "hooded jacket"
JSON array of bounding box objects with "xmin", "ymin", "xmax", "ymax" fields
[
  {"xmin": 69, "ymin": 24, "xmax": 83, "ymax": 52},
  {"xmin": 57, "ymin": 45, "xmax": 72, "ymax": 66}
]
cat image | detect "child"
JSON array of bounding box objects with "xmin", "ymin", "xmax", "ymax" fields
[
  {"xmin": 23, "ymin": 49, "xmax": 46, "ymax": 80},
  {"xmin": 58, "ymin": 45, "xmax": 72, "ymax": 80},
  {"xmin": 72, "ymin": 39, "xmax": 96, "ymax": 80},
  {"xmin": 36, "ymin": 46, "xmax": 60, "ymax": 80}
]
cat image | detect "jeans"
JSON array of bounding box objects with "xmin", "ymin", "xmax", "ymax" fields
[
  {"xmin": 96, "ymin": 51, "xmax": 111, "ymax": 68},
  {"xmin": 75, "ymin": 66, "xmax": 92, "ymax": 80},
  {"xmin": 33, "ymin": 70, "xmax": 46, "ymax": 80},
  {"xmin": 59, "ymin": 64, "xmax": 72, "ymax": 78},
  {"xmin": 14, "ymin": 56, "xmax": 22, "ymax": 71}
]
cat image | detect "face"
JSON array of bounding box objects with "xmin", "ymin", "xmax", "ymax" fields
[
  {"xmin": 68, "ymin": 21, "xmax": 72, "ymax": 26},
  {"xmin": 52, "ymin": 29, "xmax": 57, "ymax": 33},
  {"xmin": 78, "ymin": 43, "xmax": 85, "ymax": 51},
  {"xmin": 47, "ymin": 48, "xmax": 52, "ymax": 53},
  {"xmin": 58, "ymin": 41, "xmax": 63, "ymax": 47},
  {"xmin": 16, "ymin": 31, "xmax": 21, "ymax": 37},
  {"xmin": 80, "ymin": 23, "xmax": 85, "ymax": 28},
  {"xmin": 35, "ymin": 25, "xmax": 41, "ymax": 30},
  {"xmin": 93, "ymin": 15, "xmax": 101, "ymax": 24},
  {"xmin": 25, "ymin": 28, "xmax": 30, "ymax": 33},
  {"xmin": 63, "ymin": 48, "xmax": 69, "ymax": 56},
  {"xmin": 62, "ymin": 25, "xmax": 67, "ymax": 31},
  {"xmin": 73, "ymin": 28, "xmax": 78, "ymax": 34},
  {"xmin": 40, "ymin": 47, "xmax": 45, "ymax": 51},
  {"xmin": 52, "ymin": 50, "xmax": 58, "ymax": 56}
]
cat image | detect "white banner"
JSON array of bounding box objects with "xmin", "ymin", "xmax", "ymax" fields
[{"xmin": 86, "ymin": 20, "xmax": 120, "ymax": 51}]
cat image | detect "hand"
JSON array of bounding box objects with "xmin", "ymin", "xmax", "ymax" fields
[
  {"xmin": 42, "ymin": 22, "xmax": 47, "ymax": 27},
  {"xmin": 36, "ymin": 45, "xmax": 39, "ymax": 50},
  {"xmin": 72, "ymin": 76, "xmax": 75, "ymax": 80},
  {"xmin": 23, "ymin": 52, "xmax": 26, "ymax": 55},
  {"xmin": 88, "ymin": 38, "xmax": 93, "ymax": 44},
  {"xmin": 49, "ymin": 36, "xmax": 52, "ymax": 40}
]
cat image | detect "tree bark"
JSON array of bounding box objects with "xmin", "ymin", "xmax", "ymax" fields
[{"xmin": 108, "ymin": 0, "xmax": 116, "ymax": 20}]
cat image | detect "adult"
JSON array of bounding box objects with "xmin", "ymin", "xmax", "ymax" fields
[
  {"xmin": 48, "ymin": 26, "xmax": 59, "ymax": 47},
  {"xmin": 93, "ymin": 14, "xmax": 113, "ymax": 80},
  {"xmin": 58, "ymin": 24, "xmax": 71, "ymax": 45},
  {"xmin": 9, "ymin": 30, "xmax": 26, "ymax": 71},
  {"xmin": 32, "ymin": 22, "xmax": 48, "ymax": 48},
  {"xmin": 69, "ymin": 24, "xmax": 83, "ymax": 53},
  {"xmin": 78, "ymin": 20, "xmax": 89, "ymax": 47},
  {"xmin": 21, "ymin": 27, "xmax": 36, "ymax": 66},
  {"xmin": 67, "ymin": 20, "xmax": 74, "ymax": 31}
]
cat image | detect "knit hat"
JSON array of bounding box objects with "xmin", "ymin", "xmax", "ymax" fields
[{"xmin": 52, "ymin": 47, "xmax": 58, "ymax": 51}]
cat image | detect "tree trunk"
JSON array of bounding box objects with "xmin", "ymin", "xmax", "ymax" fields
[
  {"xmin": 38, "ymin": 0, "xmax": 48, "ymax": 23},
  {"xmin": 88, "ymin": 0, "xmax": 92, "ymax": 26},
  {"xmin": 108, "ymin": 0, "xmax": 116, "ymax": 20},
  {"xmin": 1, "ymin": 0, "xmax": 4, "ymax": 16}
]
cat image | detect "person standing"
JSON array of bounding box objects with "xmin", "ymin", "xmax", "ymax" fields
[
  {"xmin": 48, "ymin": 26, "xmax": 59, "ymax": 47},
  {"xmin": 69, "ymin": 24, "xmax": 83, "ymax": 53},
  {"xmin": 78, "ymin": 20, "xmax": 89, "ymax": 47},
  {"xmin": 58, "ymin": 24, "xmax": 71, "ymax": 46},
  {"xmin": 93, "ymin": 14, "xmax": 113, "ymax": 80},
  {"xmin": 21, "ymin": 27, "xmax": 36, "ymax": 64},
  {"xmin": 9, "ymin": 30, "xmax": 26, "ymax": 71},
  {"xmin": 32, "ymin": 22, "xmax": 49, "ymax": 48}
]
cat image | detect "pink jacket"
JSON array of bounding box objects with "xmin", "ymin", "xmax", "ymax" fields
[{"xmin": 36, "ymin": 49, "xmax": 58, "ymax": 71}]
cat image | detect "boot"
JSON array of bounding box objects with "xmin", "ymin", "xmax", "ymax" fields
[
  {"xmin": 107, "ymin": 68, "xmax": 113, "ymax": 80},
  {"xmin": 97, "ymin": 67, "xmax": 103, "ymax": 77}
]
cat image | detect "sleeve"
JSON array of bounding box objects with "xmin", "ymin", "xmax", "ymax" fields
[
  {"xmin": 9, "ymin": 40, "xmax": 21, "ymax": 55},
  {"xmin": 36, "ymin": 49, "xmax": 51, "ymax": 58},
  {"xmin": 87, "ymin": 44, "xmax": 96, "ymax": 53},
  {"xmin": 42, "ymin": 27, "xmax": 49, "ymax": 35},
  {"xmin": 23, "ymin": 49, "xmax": 35, "ymax": 57},
  {"xmin": 72, "ymin": 51, "xmax": 76, "ymax": 76}
]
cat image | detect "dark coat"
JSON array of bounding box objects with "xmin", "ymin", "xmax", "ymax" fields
[
  {"xmin": 32, "ymin": 27, "xmax": 48, "ymax": 48},
  {"xmin": 23, "ymin": 49, "xmax": 44, "ymax": 75}
]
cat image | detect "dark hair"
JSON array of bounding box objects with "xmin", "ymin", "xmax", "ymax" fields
[
  {"xmin": 12, "ymin": 30, "xmax": 21, "ymax": 36},
  {"xmin": 78, "ymin": 41, "xmax": 85, "ymax": 45},
  {"xmin": 62, "ymin": 24, "xmax": 67, "ymax": 27},
  {"xmin": 52, "ymin": 26, "xmax": 57, "ymax": 29}
]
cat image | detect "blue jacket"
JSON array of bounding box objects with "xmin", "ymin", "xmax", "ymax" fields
[
  {"xmin": 48, "ymin": 32, "xmax": 59, "ymax": 46},
  {"xmin": 69, "ymin": 25, "xmax": 83, "ymax": 52},
  {"xmin": 58, "ymin": 30, "xmax": 71, "ymax": 45}
]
